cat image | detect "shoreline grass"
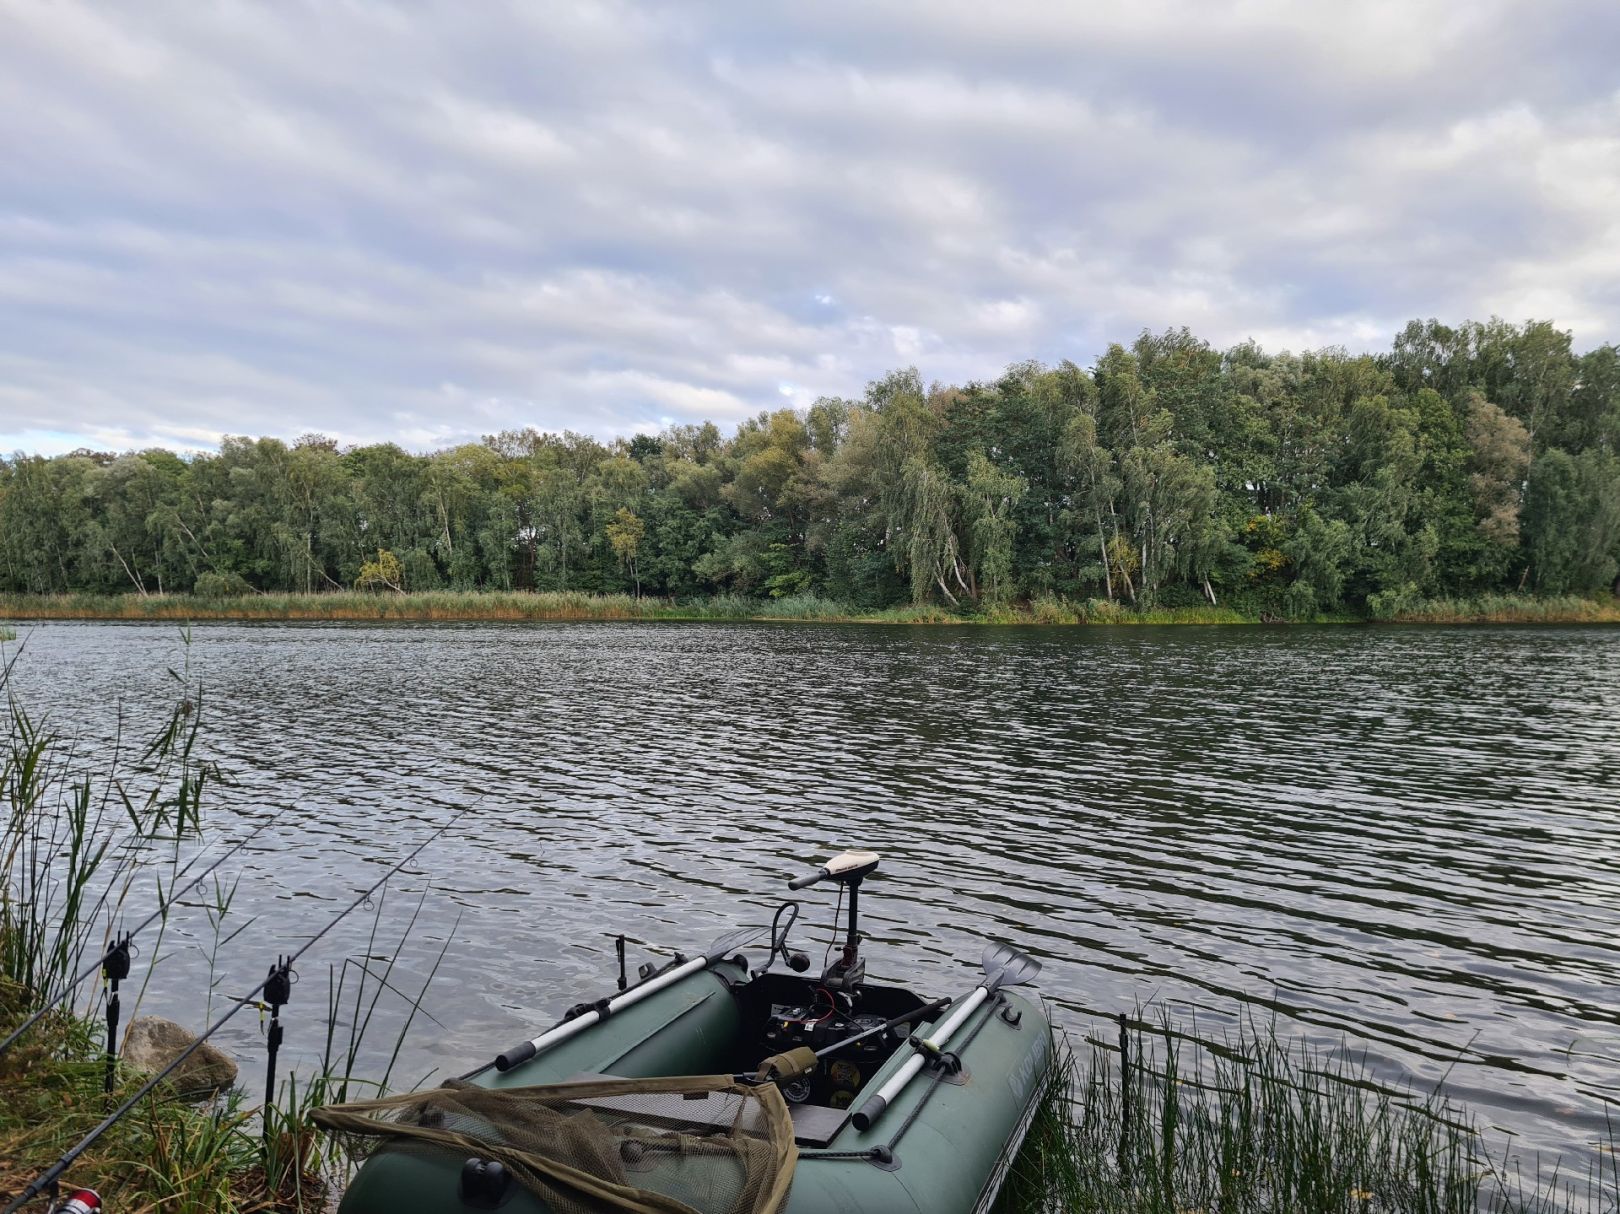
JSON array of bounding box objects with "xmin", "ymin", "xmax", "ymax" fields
[
  {"xmin": 1386, "ymin": 593, "xmax": 1620, "ymax": 624},
  {"xmin": 999, "ymin": 1015, "xmax": 1619, "ymax": 1214},
  {"xmin": 0, "ymin": 666, "xmax": 440, "ymax": 1212},
  {"xmin": 3, "ymin": 589, "xmax": 1617, "ymax": 626}
]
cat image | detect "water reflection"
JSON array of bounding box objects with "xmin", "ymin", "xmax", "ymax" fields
[{"xmin": 7, "ymin": 620, "xmax": 1619, "ymax": 1162}]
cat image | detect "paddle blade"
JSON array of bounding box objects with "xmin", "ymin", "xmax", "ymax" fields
[
  {"xmin": 981, "ymin": 941, "xmax": 1041, "ymax": 992},
  {"xmin": 704, "ymin": 924, "xmax": 769, "ymax": 963}
]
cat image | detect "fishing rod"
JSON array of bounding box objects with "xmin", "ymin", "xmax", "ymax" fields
[
  {"xmin": 0, "ymin": 818, "xmax": 273, "ymax": 1061},
  {"xmin": 747, "ymin": 995, "xmax": 954, "ymax": 1086},
  {"xmin": 4, "ymin": 813, "xmax": 462, "ymax": 1214}
]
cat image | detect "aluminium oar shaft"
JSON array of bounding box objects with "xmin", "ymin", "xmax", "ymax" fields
[
  {"xmin": 492, "ymin": 922, "xmax": 770, "ymax": 1073},
  {"xmin": 495, "ymin": 954, "xmax": 708, "ymax": 1071},
  {"xmin": 851, "ymin": 985, "xmax": 992, "ymax": 1132},
  {"xmin": 3, "ymin": 814, "xmax": 459, "ymax": 1214}
]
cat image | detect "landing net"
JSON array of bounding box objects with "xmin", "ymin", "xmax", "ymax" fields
[{"xmin": 313, "ymin": 1074, "xmax": 796, "ymax": 1214}]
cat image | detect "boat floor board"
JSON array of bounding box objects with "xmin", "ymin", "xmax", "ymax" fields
[{"xmin": 788, "ymin": 1102, "xmax": 852, "ymax": 1147}]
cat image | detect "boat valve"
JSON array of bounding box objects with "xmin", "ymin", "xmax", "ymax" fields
[{"xmin": 459, "ymin": 1158, "xmax": 512, "ymax": 1210}]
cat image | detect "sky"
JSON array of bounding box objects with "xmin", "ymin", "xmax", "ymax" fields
[{"xmin": 2, "ymin": 1, "xmax": 1618, "ymax": 456}]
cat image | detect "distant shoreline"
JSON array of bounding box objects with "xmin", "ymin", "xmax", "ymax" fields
[{"xmin": 3, "ymin": 591, "xmax": 1618, "ymax": 627}]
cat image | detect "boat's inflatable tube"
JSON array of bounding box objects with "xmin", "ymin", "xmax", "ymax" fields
[{"xmin": 337, "ymin": 964, "xmax": 1051, "ymax": 1214}]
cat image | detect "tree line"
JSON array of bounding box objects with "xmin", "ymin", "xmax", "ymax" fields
[{"xmin": 3, "ymin": 318, "xmax": 1618, "ymax": 616}]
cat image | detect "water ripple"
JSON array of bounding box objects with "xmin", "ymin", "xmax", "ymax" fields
[{"xmin": 6, "ymin": 620, "xmax": 1619, "ymax": 1163}]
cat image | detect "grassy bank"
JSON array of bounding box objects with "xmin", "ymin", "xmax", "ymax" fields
[
  {"xmin": 5, "ymin": 589, "xmax": 1616, "ymax": 626},
  {"xmin": 0, "ymin": 996, "xmax": 289, "ymax": 1212},
  {"xmin": 0, "ymin": 589, "xmax": 1253, "ymax": 625}
]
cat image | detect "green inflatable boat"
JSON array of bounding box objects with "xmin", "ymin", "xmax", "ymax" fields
[{"xmin": 315, "ymin": 851, "xmax": 1052, "ymax": 1214}]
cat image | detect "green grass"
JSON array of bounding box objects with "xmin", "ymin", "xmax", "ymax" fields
[
  {"xmin": 0, "ymin": 992, "xmax": 269, "ymax": 1213},
  {"xmin": 998, "ymin": 1015, "xmax": 1619, "ymax": 1214},
  {"xmin": 7, "ymin": 588, "xmax": 1614, "ymax": 626},
  {"xmin": 0, "ymin": 589, "xmax": 1321, "ymax": 625}
]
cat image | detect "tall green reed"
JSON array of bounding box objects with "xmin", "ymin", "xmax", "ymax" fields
[
  {"xmin": 1, "ymin": 635, "xmax": 452, "ymax": 1213},
  {"xmin": 998, "ymin": 1013, "xmax": 1618, "ymax": 1214}
]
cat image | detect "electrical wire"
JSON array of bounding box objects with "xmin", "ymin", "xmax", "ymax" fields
[{"xmin": 822, "ymin": 883, "xmax": 844, "ymax": 971}]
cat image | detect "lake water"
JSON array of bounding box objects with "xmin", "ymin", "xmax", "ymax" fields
[{"xmin": 5, "ymin": 620, "xmax": 1618, "ymax": 1167}]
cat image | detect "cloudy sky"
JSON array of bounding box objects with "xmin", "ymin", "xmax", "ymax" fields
[{"xmin": 2, "ymin": 1, "xmax": 1618, "ymax": 455}]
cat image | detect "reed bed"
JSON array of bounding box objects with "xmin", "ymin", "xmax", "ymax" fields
[
  {"xmin": 999, "ymin": 1016, "xmax": 1618, "ymax": 1214},
  {"xmin": 1389, "ymin": 594, "xmax": 1620, "ymax": 624},
  {"xmin": 0, "ymin": 589, "xmax": 1331, "ymax": 625},
  {"xmin": 9, "ymin": 588, "xmax": 1613, "ymax": 626}
]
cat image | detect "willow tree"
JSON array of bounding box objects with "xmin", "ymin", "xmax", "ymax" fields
[
  {"xmin": 899, "ymin": 456, "xmax": 966, "ymax": 605},
  {"xmin": 965, "ymin": 451, "xmax": 1026, "ymax": 604}
]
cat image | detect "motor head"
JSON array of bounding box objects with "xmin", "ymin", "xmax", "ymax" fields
[{"xmin": 786, "ymin": 850, "xmax": 879, "ymax": 890}]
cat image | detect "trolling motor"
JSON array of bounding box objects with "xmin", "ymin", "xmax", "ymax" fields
[{"xmin": 787, "ymin": 850, "xmax": 879, "ymax": 994}]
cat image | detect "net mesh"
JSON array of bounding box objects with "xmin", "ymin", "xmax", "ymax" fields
[{"xmin": 313, "ymin": 1075, "xmax": 797, "ymax": 1214}]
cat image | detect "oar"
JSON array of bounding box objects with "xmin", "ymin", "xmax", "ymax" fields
[
  {"xmin": 493, "ymin": 924, "xmax": 766, "ymax": 1072},
  {"xmin": 748, "ymin": 996, "xmax": 954, "ymax": 1086},
  {"xmin": 816, "ymin": 996, "xmax": 951, "ymax": 1062},
  {"xmin": 850, "ymin": 942, "xmax": 1040, "ymax": 1132}
]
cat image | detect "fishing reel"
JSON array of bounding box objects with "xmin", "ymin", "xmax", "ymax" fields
[{"xmin": 49, "ymin": 1190, "xmax": 101, "ymax": 1214}]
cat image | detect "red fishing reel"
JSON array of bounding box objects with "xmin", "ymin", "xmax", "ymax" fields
[{"xmin": 53, "ymin": 1192, "xmax": 102, "ymax": 1214}]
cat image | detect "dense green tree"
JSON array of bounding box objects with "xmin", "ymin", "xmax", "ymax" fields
[
  {"xmin": 1522, "ymin": 450, "xmax": 1620, "ymax": 594},
  {"xmin": 3, "ymin": 317, "xmax": 1616, "ymax": 615}
]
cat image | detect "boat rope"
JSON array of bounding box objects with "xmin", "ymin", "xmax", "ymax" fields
[{"xmin": 3, "ymin": 813, "xmax": 461, "ymax": 1214}]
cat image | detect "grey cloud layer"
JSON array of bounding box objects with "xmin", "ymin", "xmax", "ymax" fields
[{"xmin": 2, "ymin": 0, "xmax": 1616, "ymax": 453}]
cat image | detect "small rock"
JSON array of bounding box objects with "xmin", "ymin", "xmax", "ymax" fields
[{"xmin": 123, "ymin": 1015, "xmax": 238, "ymax": 1097}]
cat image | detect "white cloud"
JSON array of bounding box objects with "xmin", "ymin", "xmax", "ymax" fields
[{"xmin": 0, "ymin": 0, "xmax": 1616, "ymax": 452}]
